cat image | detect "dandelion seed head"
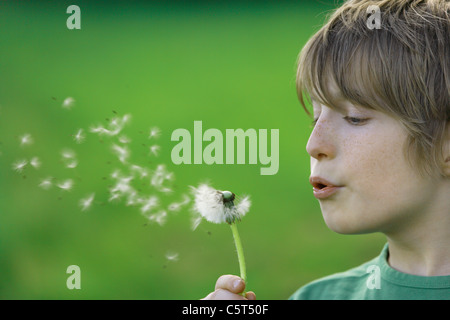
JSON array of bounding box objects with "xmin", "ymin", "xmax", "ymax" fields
[{"xmin": 191, "ymin": 184, "xmax": 251, "ymax": 224}]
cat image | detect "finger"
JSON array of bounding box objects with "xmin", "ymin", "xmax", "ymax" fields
[
  {"xmin": 245, "ymin": 291, "xmax": 256, "ymax": 300},
  {"xmin": 215, "ymin": 275, "xmax": 245, "ymax": 294},
  {"xmin": 209, "ymin": 289, "xmax": 247, "ymax": 300}
]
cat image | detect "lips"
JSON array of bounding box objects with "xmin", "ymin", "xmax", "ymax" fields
[{"xmin": 309, "ymin": 176, "xmax": 343, "ymax": 199}]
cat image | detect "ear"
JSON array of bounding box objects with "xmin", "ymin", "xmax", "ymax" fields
[{"xmin": 442, "ymin": 122, "xmax": 450, "ymax": 177}]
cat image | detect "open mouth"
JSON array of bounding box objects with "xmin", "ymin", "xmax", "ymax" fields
[
  {"xmin": 314, "ymin": 182, "xmax": 328, "ymax": 190},
  {"xmin": 309, "ymin": 176, "xmax": 343, "ymax": 199}
]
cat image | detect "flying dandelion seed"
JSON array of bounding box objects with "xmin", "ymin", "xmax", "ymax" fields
[
  {"xmin": 62, "ymin": 97, "xmax": 75, "ymax": 109},
  {"xmin": 19, "ymin": 134, "xmax": 33, "ymax": 147},
  {"xmin": 110, "ymin": 174, "xmax": 134, "ymax": 194},
  {"xmin": 146, "ymin": 210, "xmax": 167, "ymax": 226},
  {"xmin": 150, "ymin": 164, "xmax": 174, "ymax": 192},
  {"xmin": 129, "ymin": 164, "xmax": 149, "ymax": 179},
  {"xmin": 66, "ymin": 159, "xmax": 78, "ymax": 169},
  {"xmin": 73, "ymin": 129, "xmax": 85, "ymax": 144},
  {"xmin": 39, "ymin": 177, "xmax": 53, "ymax": 190},
  {"xmin": 149, "ymin": 127, "xmax": 160, "ymax": 139},
  {"xmin": 160, "ymin": 187, "xmax": 173, "ymax": 194},
  {"xmin": 107, "ymin": 119, "xmax": 123, "ymax": 136},
  {"xmin": 191, "ymin": 215, "xmax": 202, "ymax": 231},
  {"xmin": 108, "ymin": 193, "xmax": 121, "ymax": 202},
  {"xmin": 90, "ymin": 125, "xmax": 110, "ymax": 135},
  {"xmin": 61, "ymin": 148, "xmax": 76, "ymax": 159},
  {"xmin": 61, "ymin": 149, "xmax": 78, "ymax": 168},
  {"xmin": 149, "ymin": 145, "xmax": 160, "ymax": 156},
  {"xmin": 29, "ymin": 157, "xmax": 41, "ymax": 169},
  {"xmin": 111, "ymin": 144, "xmax": 130, "ymax": 163},
  {"xmin": 168, "ymin": 202, "xmax": 180, "ymax": 211},
  {"xmin": 118, "ymin": 135, "xmax": 131, "ymax": 144},
  {"xmin": 140, "ymin": 195, "xmax": 159, "ymax": 214},
  {"xmin": 165, "ymin": 251, "xmax": 179, "ymax": 262},
  {"xmin": 125, "ymin": 191, "xmax": 142, "ymax": 206},
  {"xmin": 122, "ymin": 114, "xmax": 131, "ymax": 124},
  {"xmin": 91, "ymin": 114, "xmax": 131, "ymax": 138},
  {"xmin": 110, "ymin": 169, "xmax": 121, "ymax": 179},
  {"xmin": 168, "ymin": 194, "xmax": 190, "ymax": 212},
  {"xmin": 57, "ymin": 179, "xmax": 74, "ymax": 191},
  {"xmin": 79, "ymin": 193, "xmax": 95, "ymax": 211},
  {"xmin": 12, "ymin": 159, "xmax": 28, "ymax": 173}
]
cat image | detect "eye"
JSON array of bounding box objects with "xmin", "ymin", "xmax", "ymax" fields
[
  {"xmin": 343, "ymin": 116, "xmax": 369, "ymax": 126},
  {"xmin": 311, "ymin": 118, "xmax": 318, "ymax": 128}
]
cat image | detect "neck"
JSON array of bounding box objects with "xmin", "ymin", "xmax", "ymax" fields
[{"xmin": 385, "ymin": 181, "xmax": 450, "ymax": 276}]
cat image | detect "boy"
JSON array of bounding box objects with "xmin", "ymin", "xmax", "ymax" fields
[{"xmin": 203, "ymin": 0, "xmax": 450, "ymax": 299}]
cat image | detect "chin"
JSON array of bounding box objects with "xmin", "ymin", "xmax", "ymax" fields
[{"xmin": 321, "ymin": 209, "xmax": 378, "ymax": 235}]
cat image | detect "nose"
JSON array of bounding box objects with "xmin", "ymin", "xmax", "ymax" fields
[{"xmin": 306, "ymin": 117, "xmax": 336, "ymax": 161}]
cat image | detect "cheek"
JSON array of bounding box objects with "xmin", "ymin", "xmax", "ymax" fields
[
  {"xmin": 341, "ymin": 129, "xmax": 400, "ymax": 191},
  {"xmin": 342, "ymin": 131, "xmax": 431, "ymax": 208}
]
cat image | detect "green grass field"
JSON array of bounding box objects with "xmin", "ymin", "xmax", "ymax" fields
[{"xmin": 0, "ymin": 0, "xmax": 386, "ymax": 299}]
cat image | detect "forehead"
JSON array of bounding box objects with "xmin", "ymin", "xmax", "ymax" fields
[
  {"xmin": 310, "ymin": 90, "xmax": 349, "ymax": 115},
  {"xmin": 309, "ymin": 74, "xmax": 348, "ymax": 109}
]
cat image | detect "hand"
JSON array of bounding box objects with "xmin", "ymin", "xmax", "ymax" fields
[{"xmin": 202, "ymin": 275, "xmax": 256, "ymax": 300}]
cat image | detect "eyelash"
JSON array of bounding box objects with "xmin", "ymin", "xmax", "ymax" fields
[
  {"xmin": 311, "ymin": 116, "xmax": 370, "ymax": 127},
  {"xmin": 343, "ymin": 116, "xmax": 369, "ymax": 126}
]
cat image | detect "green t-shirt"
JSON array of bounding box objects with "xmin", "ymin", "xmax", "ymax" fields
[{"xmin": 290, "ymin": 244, "xmax": 450, "ymax": 300}]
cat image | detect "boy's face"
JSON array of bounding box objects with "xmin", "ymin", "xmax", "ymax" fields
[{"xmin": 307, "ymin": 99, "xmax": 440, "ymax": 235}]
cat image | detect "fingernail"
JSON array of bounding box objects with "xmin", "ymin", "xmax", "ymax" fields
[{"xmin": 233, "ymin": 279, "xmax": 243, "ymax": 291}]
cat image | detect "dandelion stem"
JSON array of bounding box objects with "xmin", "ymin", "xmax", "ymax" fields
[{"xmin": 230, "ymin": 222, "xmax": 246, "ymax": 288}]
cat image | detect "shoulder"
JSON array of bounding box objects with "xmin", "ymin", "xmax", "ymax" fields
[{"xmin": 290, "ymin": 258, "xmax": 378, "ymax": 300}]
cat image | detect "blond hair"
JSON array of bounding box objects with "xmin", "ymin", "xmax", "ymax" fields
[{"xmin": 297, "ymin": 0, "xmax": 449, "ymax": 176}]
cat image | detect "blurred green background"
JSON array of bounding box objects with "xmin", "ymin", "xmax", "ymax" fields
[{"xmin": 0, "ymin": 0, "xmax": 385, "ymax": 299}]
